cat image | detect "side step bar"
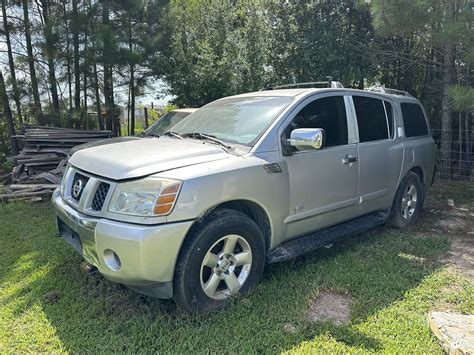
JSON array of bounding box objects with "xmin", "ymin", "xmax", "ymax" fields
[{"xmin": 266, "ymin": 212, "xmax": 387, "ymax": 263}]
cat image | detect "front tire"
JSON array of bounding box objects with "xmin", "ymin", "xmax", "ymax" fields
[
  {"xmin": 389, "ymin": 171, "xmax": 425, "ymax": 228},
  {"xmin": 173, "ymin": 209, "xmax": 266, "ymax": 313}
]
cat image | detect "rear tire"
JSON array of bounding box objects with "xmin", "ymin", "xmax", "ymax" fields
[
  {"xmin": 389, "ymin": 171, "xmax": 425, "ymax": 229},
  {"xmin": 173, "ymin": 208, "xmax": 266, "ymax": 313}
]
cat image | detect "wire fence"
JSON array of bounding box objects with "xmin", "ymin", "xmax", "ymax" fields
[{"xmin": 431, "ymin": 129, "xmax": 474, "ymax": 181}]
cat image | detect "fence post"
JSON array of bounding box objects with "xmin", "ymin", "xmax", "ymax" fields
[{"xmin": 144, "ymin": 107, "xmax": 149, "ymax": 129}]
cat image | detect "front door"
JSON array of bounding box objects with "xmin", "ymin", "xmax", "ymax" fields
[{"xmin": 281, "ymin": 95, "xmax": 359, "ymax": 240}]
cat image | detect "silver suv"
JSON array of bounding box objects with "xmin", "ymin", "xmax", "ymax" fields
[{"xmin": 53, "ymin": 83, "xmax": 436, "ymax": 312}]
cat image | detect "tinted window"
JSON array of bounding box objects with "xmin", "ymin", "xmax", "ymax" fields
[
  {"xmin": 384, "ymin": 101, "xmax": 394, "ymax": 138},
  {"xmin": 401, "ymin": 103, "xmax": 428, "ymax": 137},
  {"xmin": 286, "ymin": 96, "xmax": 348, "ymax": 147},
  {"xmin": 354, "ymin": 96, "xmax": 389, "ymax": 142}
]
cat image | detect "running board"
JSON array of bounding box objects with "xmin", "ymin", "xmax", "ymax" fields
[{"xmin": 266, "ymin": 212, "xmax": 387, "ymax": 263}]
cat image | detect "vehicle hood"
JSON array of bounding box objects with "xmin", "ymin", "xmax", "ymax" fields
[
  {"xmin": 68, "ymin": 136, "xmax": 140, "ymax": 157},
  {"xmin": 68, "ymin": 137, "xmax": 230, "ymax": 180}
]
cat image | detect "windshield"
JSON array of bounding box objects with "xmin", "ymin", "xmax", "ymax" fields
[
  {"xmin": 171, "ymin": 96, "xmax": 293, "ymax": 146},
  {"xmin": 143, "ymin": 111, "xmax": 192, "ymax": 136}
]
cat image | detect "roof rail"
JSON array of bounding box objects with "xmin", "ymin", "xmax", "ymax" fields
[
  {"xmin": 366, "ymin": 84, "xmax": 413, "ymax": 97},
  {"xmin": 261, "ymin": 78, "xmax": 344, "ymax": 91}
]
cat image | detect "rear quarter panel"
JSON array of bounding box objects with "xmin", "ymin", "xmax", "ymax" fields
[{"xmin": 397, "ymin": 100, "xmax": 436, "ymax": 187}]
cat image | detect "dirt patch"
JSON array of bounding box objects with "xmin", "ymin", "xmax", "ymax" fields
[
  {"xmin": 282, "ymin": 323, "xmax": 297, "ymax": 334},
  {"xmin": 305, "ymin": 291, "xmax": 354, "ymax": 326},
  {"xmin": 436, "ymin": 217, "xmax": 466, "ymax": 232},
  {"xmin": 438, "ymin": 235, "xmax": 474, "ymax": 281},
  {"xmin": 44, "ymin": 291, "xmax": 61, "ymax": 304},
  {"xmin": 424, "ymin": 190, "xmax": 474, "ymax": 282}
]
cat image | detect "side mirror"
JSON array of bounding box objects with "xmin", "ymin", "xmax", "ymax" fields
[{"xmin": 288, "ymin": 128, "xmax": 325, "ymax": 151}]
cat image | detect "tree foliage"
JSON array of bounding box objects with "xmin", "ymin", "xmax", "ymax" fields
[{"xmin": 0, "ymin": 0, "xmax": 472, "ymax": 178}]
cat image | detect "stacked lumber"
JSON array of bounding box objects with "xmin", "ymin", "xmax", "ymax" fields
[
  {"xmin": 0, "ymin": 126, "xmax": 111, "ymax": 202},
  {"xmin": 0, "ymin": 184, "xmax": 59, "ymax": 203}
]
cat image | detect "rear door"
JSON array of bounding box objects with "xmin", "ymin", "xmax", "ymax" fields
[{"xmin": 352, "ymin": 95, "xmax": 403, "ymax": 214}]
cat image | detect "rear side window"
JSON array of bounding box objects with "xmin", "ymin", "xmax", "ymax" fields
[
  {"xmin": 401, "ymin": 103, "xmax": 428, "ymax": 137},
  {"xmin": 353, "ymin": 96, "xmax": 389, "ymax": 142},
  {"xmin": 287, "ymin": 96, "xmax": 348, "ymax": 147}
]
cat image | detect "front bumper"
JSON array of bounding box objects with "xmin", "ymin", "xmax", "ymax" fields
[{"xmin": 52, "ymin": 188, "xmax": 193, "ymax": 298}]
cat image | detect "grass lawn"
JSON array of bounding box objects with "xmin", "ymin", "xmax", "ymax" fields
[{"xmin": 0, "ymin": 181, "xmax": 473, "ymax": 353}]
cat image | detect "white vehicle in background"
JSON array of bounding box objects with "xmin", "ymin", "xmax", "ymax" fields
[
  {"xmin": 143, "ymin": 108, "xmax": 198, "ymax": 137},
  {"xmin": 67, "ymin": 108, "xmax": 198, "ymax": 157}
]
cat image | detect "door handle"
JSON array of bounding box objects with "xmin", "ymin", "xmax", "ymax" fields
[{"xmin": 343, "ymin": 155, "xmax": 358, "ymax": 165}]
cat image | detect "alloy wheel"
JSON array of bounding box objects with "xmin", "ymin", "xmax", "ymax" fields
[
  {"xmin": 401, "ymin": 183, "xmax": 417, "ymax": 219},
  {"xmin": 200, "ymin": 234, "xmax": 252, "ymax": 300}
]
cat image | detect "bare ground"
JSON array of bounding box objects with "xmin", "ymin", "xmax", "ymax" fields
[
  {"xmin": 422, "ymin": 184, "xmax": 474, "ymax": 281},
  {"xmin": 305, "ymin": 291, "xmax": 354, "ymax": 325}
]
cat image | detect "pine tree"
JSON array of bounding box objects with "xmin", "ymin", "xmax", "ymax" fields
[
  {"xmin": 0, "ymin": 71, "xmax": 19, "ymax": 155},
  {"xmin": 22, "ymin": 0, "xmax": 43, "ymax": 123},
  {"xmin": 1, "ymin": 0, "xmax": 23, "ymax": 126}
]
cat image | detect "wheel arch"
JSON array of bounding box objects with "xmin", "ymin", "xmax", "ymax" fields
[
  {"xmin": 215, "ymin": 200, "xmax": 272, "ymax": 251},
  {"xmin": 409, "ymin": 166, "xmax": 425, "ymax": 184},
  {"xmin": 182, "ymin": 199, "xmax": 272, "ymax": 253},
  {"xmin": 389, "ymin": 165, "xmax": 426, "ymax": 215}
]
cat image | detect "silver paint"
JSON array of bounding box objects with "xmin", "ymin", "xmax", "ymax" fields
[{"xmin": 54, "ymin": 87, "xmax": 436, "ymax": 296}]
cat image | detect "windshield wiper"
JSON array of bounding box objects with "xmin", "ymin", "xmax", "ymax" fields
[
  {"xmin": 181, "ymin": 132, "xmax": 233, "ymax": 150},
  {"xmin": 162, "ymin": 131, "xmax": 184, "ymax": 139}
]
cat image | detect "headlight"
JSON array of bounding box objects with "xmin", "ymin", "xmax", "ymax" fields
[{"xmin": 108, "ymin": 177, "xmax": 181, "ymax": 216}]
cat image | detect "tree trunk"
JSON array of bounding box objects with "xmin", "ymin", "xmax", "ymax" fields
[
  {"xmin": 90, "ymin": 5, "xmax": 102, "ymax": 131},
  {"xmin": 127, "ymin": 86, "xmax": 130, "ymax": 135},
  {"xmin": 1, "ymin": 0, "xmax": 23, "ymax": 126},
  {"xmin": 72, "ymin": 0, "xmax": 81, "ymax": 112},
  {"xmin": 62, "ymin": 1, "xmax": 73, "ymax": 127},
  {"xmin": 111, "ymin": 68, "xmax": 118, "ymax": 137},
  {"xmin": 458, "ymin": 112, "xmax": 462, "ymax": 175},
  {"xmin": 83, "ymin": 0, "xmax": 88, "ymax": 127},
  {"xmin": 41, "ymin": 0, "xmax": 60, "ymax": 125},
  {"xmin": 22, "ymin": 0, "xmax": 43, "ymax": 124},
  {"xmin": 92, "ymin": 56, "xmax": 102, "ymax": 130},
  {"xmin": 0, "ymin": 71, "xmax": 19, "ymax": 156},
  {"xmin": 83, "ymin": 37, "xmax": 88, "ymax": 128},
  {"xmin": 129, "ymin": 18, "xmax": 135, "ymax": 136},
  {"xmin": 129, "ymin": 69, "xmax": 135, "ymax": 136},
  {"xmin": 440, "ymin": 42, "xmax": 455, "ymax": 179},
  {"xmin": 464, "ymin": 112, "xmax": 469, "ymax": 177},
  {"xmin": 102, "ymin": 0, "xmax": 115, "ymax": 135},
  {"xmin": 144, "ymin": 107, "xmax": 148, "ymax": 129}
]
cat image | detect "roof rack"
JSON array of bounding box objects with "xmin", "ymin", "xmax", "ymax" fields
[
  {"xmin": 261, "ymin": 77, "xmax": 344, "ymax": 91},
  {"xmin": 366, "ymin": 84, "xmax": 413, "ymax": 97}
]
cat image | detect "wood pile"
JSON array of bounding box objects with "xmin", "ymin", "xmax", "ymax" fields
[{"xmin": 0, "ymin": 126, "xmax": 111, "ymax": 202}]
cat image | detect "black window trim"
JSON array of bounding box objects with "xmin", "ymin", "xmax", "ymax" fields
[
  {"xmin": 279, "ymin": 93, "xmax": 354, "ymax": 155},
  {"xmin": 383, "ymin": 100, "xmax": 396, "ymax": 139},
  {"xmin": 352, "ymin": 94, "xmax": 396, "ymax": 144}
]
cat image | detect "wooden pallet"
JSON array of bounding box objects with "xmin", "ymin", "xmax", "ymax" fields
[{"xmin": 1, "ymin": 126, "xmax": 112, "ymax": 202}]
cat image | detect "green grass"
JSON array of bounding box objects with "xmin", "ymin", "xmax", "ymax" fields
[{"xmin": 1, "ymin": 183, "xmax": 473, "ymax": 353}]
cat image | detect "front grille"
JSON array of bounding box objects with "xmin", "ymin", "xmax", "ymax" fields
[
  {"xmin": 71, "ymin": 173, "xmax": 89, "ymax": 201},
  {"xmin": 92, "ymin": 182, "xmax": 110, "ymax": 211}
]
